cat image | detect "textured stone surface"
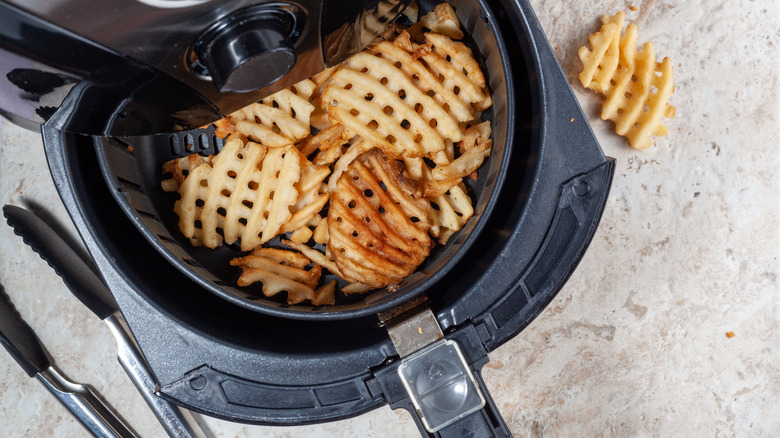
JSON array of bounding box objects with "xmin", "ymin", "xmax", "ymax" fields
[{"xmin": 1, "ymin": 1, "xmax": 778, "ymax": 436}]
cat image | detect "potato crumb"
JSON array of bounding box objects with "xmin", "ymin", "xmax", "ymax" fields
[{"xmin": 725, "ymin": 331, "xmax": 735, "ymax": 338}]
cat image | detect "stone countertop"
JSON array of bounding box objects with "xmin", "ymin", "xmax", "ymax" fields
[{"xmin": 1, "ymin": 1, "xmax": 778, "ymax": 436}]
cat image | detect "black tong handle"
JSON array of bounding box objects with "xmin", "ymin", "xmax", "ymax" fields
[{"xmin": 3, "ymin": 205, "xmax": 117, "ymax": 319}]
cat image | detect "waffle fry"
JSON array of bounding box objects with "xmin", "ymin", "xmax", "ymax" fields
[
  {"xmin": 290, "ymin": 226, "xmax": 313, "ymax": 244},
  {"xmin": 312, "ymin": 217, "xmax": 329, "ymax": 244},
  {"xmin": 421, "ymin": 3, "xmax": 464, "ymax": 40},
  {"xmin": 328, "ymin": 148, "xmax": 432, "ymax": 287},
  {"xmin": 313, "ymin": 280, "xmax": 337, "ymax": 306},
  {"xmin": 230, "ymin": 248, "xmax": 323, "ymax": 305},
  {"xmin": 579, "ymin": 12, "xmax": 675, "ymax": 149},
  {"xmin": 282, "ymin": 239, "xmax": 343, "ymax": 278},
  {"xmin": 229, "ymin": 79, "xmax": 316, "ymax": 147},
  {"xmin": 167, "ymin": 8, "xmax": 496, "ymax": 306},
  {"xmin": 171, "ymin": 138, "xmax": 329, "ymax": 250},
  {"xmin": 432, "ymin": 137, "xmax": 492, "ymax": 180},
  {"xmin": 429, "ymin": 183, "xmax": 474, "ymax": 244},
  {"xmin": 161, "ymin": 154, "xmax": 212, "ymax": 192},
  {"xmin": 323, "ymin": 31, "xmax": 489, "ymax": 165}
]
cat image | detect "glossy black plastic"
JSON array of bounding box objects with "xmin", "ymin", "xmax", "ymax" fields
[
  {"xmin": 195, "ymin": 7, "xmax": 298, "ymax": 92},
  {"xmin": 0, "ymin": 0, "xmax": 412, "ymax": 136}
]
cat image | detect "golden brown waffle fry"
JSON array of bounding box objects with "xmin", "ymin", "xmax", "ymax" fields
[
  {"xmin": 290, "ymin": 226, "xmax": 313, "ymax": 244},
  {"xmin": 579, "ymin": 13, "xmax": 624, "ymax": 94},
  {"xmin": 313, "ymin": 280, "xmax": 337, "ymax": 306},
  {"xmin": 429, "ymin": 183, "xmax": 473, "ymax": 244},
  {"xmin": 280, "ymin": 154, "xmax": 330, "ymax": 235},
  {"xmin": 161, "ymin": 154, "xmax": 212, "ymax": 192},
  {"xmin": 240, "ymin": 146, "xmax": 301, "ymax": 249},
  {"xmin": 323, "ymin": 31, "xmax": 489, "ymax": 165},
  {"xmin": 422, "ymin": 32, "xmax": 492, "ymax": 111},
  {"xmin": 579, "ymin": 12, "xmax": 675, "ymax": 149},
  {"xmin": 174, "ymin": 138, "xmax": 259, "ymax": 248},
  {"xmin": 230, "ymin": 248, "xmax": 322, "ymax": 305},
  {"xmin": 328, "ymin": 148, "xmax": 432, "ymax": 288},
  {"xmin": 229, "ymin": 79, "xmax": 316, "ymax": 147},
  {"xmin": 432, "ymin": 140, "xmax": 492, "ymax": 180},
  {"xmin": 421, "ymin": 3, "xmax": 464, "ymax": 40},
  {"xmin": 300, "ymin": 123, "xmax": 352, "ymax": 158},
  {"xmin": 282, "ymin": 239, "xmax": 343, "ymax": 278},
  {"xmin": 172, "ymin": 138, "xmax": 328, "ymax": 251},
  {"xmin": 341, "ymin": 282, "xmax": 373, "ymax": 294},
  {"xmin": 312, "ymin": 217, "xmax": 329, "ymax": 244}
]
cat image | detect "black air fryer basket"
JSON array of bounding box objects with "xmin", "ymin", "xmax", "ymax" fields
[
  {"xmin": 95, "ymin": 0, "xmax": 513, "ymax": 320},
  {"xmin": 44, "ymin": 0, "xmax": 615, "ymax": 436}
]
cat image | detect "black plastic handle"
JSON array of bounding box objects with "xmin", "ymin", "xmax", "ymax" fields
[
  {"xmin": 432, "ymin": 369, "xmax": 511, "ymax": 438},
  {"xmin": 373, "ymin": 326, "xmax": 512, "ymax": 437},
  {"xmin": 3, "ymin": 205, "xmax": 117, "ymax": 320},
  {"xmin": 0, "ymin": 283, "xmax": 51, "ymax": 376}
]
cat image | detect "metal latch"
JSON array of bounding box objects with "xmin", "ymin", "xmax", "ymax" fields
[{"xmin": 379, "ymin": 297, "xmax": 486, "ymax": 432}]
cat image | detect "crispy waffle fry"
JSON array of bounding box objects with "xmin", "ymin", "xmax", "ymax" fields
[
  {"xmin": 229, "ymin": 79, "xmax": 316, "ymax": 147},
  {"xmin": 432, "ymin": 139, "xmax": 492, "ymax": 180},
  {"xmin": 230, "ymin": 248, "xmax": 322, "ymax": 305},
  {"xmin": 579, "ymin": 13, "xmax": 624, "ymax": 94},
  {"xmin": 421, "ymin": 3, "xmax": 464, "ymax": 40},
  {"xmin": 300, "ymin": 123, "xmax": 352, "ymax": 158},
  {"xmin": 279, "ymin": 156, "xmax": 330, "ymax": 234},
  {"xmin": 174, "ymin": 138, "xmax": 257, "ymax": 248},
  {"xmin": 579, "ymin": 12, "xmax": 675, "ymax": 149},
  {"xmin": 422, "ymin": 32, "xmax": 492, "ymax": 112},
  {"xmin": 323, "ymin": 30, "xmax": 489, "ymax": 165},
  {"xmin": 313, "ymin": 217, "xmax": 329, "ymax": 244},
  {"xmin": 168, "ymin": 16, "xmax": 496, "ymax": 306},
  {"xmin": 290, "ymin": 226, "xmax": 313, "ymax": 244},
  {"xmin": 328, "ymin": 148, "xmax": 432, "ymax": 288},
  {"xmin": 240, "ymin": 146, "xmax": 301, "ymax": 249},
  {"xmin": 341, "ymin": 282, "xmax": 373, "ymax": 294},
  {"xmin": 429, "ymin": 183, "xmax": 474, "ymax": 244},
  {"xmin": 161, "ymin": 154, "xmax": 212, "ymax": 192},
  {"xmin": 313, "ymin": 280, "xmax": 337, "ymax": 306},
  {"xmin": 282, "ymin": 239, "xmax": 343, "ymax": 278},
  {"xmin": 171, "ymin": 138, "xmax": 328, "ymax": 251}
]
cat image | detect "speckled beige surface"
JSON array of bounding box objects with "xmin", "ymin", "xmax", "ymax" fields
[{"xmin": 1, "ymin": 1, "xmax": 778, "ymax": 437}]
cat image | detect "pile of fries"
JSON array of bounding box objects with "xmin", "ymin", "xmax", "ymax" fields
[{"xmin": 162, "ymin": 3, "xmax": 494, "ymax": 305}]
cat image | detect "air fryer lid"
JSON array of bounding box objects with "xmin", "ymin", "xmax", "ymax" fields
[
  {"xmin": 43, "ymin": 0, "xmax": 614, "ymax": 433},
  {"xmin": 95, "ymin": 0, "xmax": 514, "ymax": 321}
]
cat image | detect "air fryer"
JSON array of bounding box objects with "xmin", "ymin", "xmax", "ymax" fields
[{"xmin": 5, "ymin": 0, "xmax": 615, "ymax": 436}]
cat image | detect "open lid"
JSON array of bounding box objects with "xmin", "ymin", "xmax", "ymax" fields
[{"xmin": 0, "ymin": 0, "xmax": 412, "ymax": 136}]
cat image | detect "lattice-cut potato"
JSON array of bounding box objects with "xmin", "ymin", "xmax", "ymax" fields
[
  {"xmin": 421, "ymin": 3, "xmax": 464, "ymax": 40},
  {"xmin": 579, "ymin": 12, "xmax": 624, "ymax": 94},
  {"xmin": 428, "ymin": 182, "xmax": 474, "ymax": 244},
  {"xmin": 171, "ymin": 138, "xmax": 328, "ymax": 251},
  {"xmin": 322, "ymin": 31, "xmax": 490, "ymax": 165},
  {"xmin": 328, "ymin": 148, "xmax": 432, "ymax": 288},
  {"xmin": 579, "ymin": 12, "xmax": 675, "ymax": 149},
  {"xmin": 229, "ymin": 79, "xmax": 316, "ymax": 147},
  {"xmin": 230, "ymin": 247, "xmax": 329, "ymax": 305},
  {"xmin": 161, "ymin": 154, "xmax": 212, "ymax": 192}
]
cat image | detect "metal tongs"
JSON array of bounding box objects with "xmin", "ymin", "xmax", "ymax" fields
[
  {"xmin": 3, "ymin": 205, "xmax": 206, "ymax": 438},
  {"xmin": 0, "ymin": 281, "xmax": 137, "ymax": 437}
]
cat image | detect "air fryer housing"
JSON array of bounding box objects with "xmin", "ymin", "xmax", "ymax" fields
[{"xmin": 36, "ymin": 0, "xmax": 615, "ymax": 436}]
